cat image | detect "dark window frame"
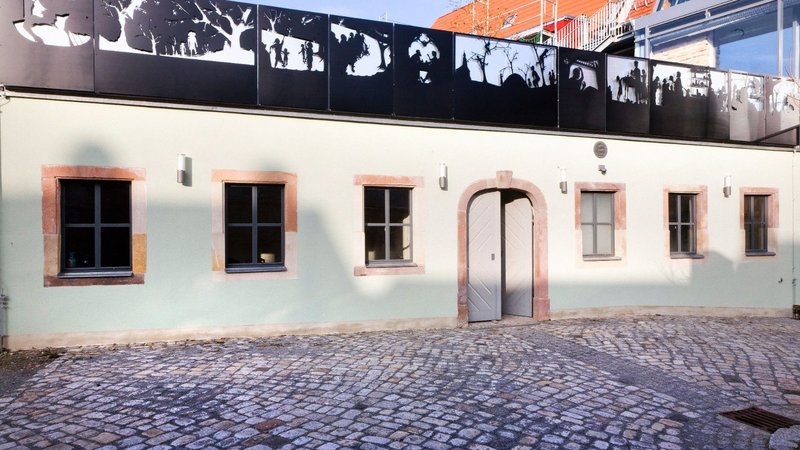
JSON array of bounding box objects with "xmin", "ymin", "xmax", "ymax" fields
[
  {"xmin": 744, "ymin": 194, "xmax": 770, "ymax": 254},
  {"xmin": 364, "ymin": 187, "xmax": 413, "ymax": 267},
  {"xmin": 581, "ymin": 191, "xmax": 615, "ymax": 257},
  {"xmin": 224, "ymin": 183, "xmax": 286, "ymax": 273},
  {"xmin": 60, "ymin": 179, "xmax": 132, "ymax": 277},
  {"xmin": 668, "ymin": 193, "xmax": 697, "ymax": 256}
]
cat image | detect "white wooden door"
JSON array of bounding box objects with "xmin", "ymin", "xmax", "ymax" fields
[
  {"xmin": 467, "ymin": 191, "xmax": 502, "ymax": 321},
  {"xmin": 502, "ymin": 193, "xmax": 533, "ymax": 317}
]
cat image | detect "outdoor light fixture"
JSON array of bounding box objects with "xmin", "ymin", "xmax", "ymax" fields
[
  {"xmin": 559, "ymin": 168, "xmax": 568, "ymax": 194},
  {"xmin": 598, "ymin": 164, "xmax": 607, "ymax": 175},
  {"xmin": 177, "ymin": 153, "xmax": 187, "ymax": 185},
  {"xmin": 723, "ymin": 175, "xmax": 732, "ymax": 198},
  {"xmin": 439, "ymin": 163, "xmax": 448, "ymax": 190}
]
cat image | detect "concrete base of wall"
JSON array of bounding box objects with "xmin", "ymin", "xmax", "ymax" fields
[
  {"xmin": 6, "ymin": 317, "xmax": 458, "ymax": 351},
  {"xmin": 8, "ymin": 306, "xmax": 794, "ymax": 349},
  {"xmin": 550, "ymin": 305, "xmax": 793, "ymax": 320}
]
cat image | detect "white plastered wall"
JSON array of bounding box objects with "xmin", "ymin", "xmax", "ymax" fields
[{"xmin": 0, "ymin": 96, "xmax": 795, "ymax": 349}]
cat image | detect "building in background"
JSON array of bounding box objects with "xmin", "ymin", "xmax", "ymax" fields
[
  {"xmin": 433, "ymin": 0, "xmax": 800, "ymax": 77},
  {"xmin": 634, "ymin": 0, "xmax": 800, "ymax": 77},
  {"xmin": 431, "ymin": 0, "xmax": 658, "ymax": 53}
]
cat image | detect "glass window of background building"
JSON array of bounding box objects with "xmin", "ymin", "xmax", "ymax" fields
[{"xmin": 638, "ymin": 0, "xmax": 800, "ymax": 77}]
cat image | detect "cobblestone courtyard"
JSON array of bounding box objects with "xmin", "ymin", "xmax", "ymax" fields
[{"xmin": 1, "ymin": 316, "xmax": 799, "ymax": 449}]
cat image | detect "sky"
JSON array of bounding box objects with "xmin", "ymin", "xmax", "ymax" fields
[{"xmin": 242, "ymin": 0, "xmax": 462, "ymax": 28}]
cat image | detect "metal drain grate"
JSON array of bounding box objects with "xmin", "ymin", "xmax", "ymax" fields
[{"xmin": 720, "ymin": 407, "xmax": 800, "ymax": 433}]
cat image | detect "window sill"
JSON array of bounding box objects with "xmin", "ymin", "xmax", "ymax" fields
[
  {"xmin": 365, "ymin": 261, "xmax": 416, "ymax": 269},
  {"xmin": 670, "ymin": 253, "xmax": 705, "ymax": 260},
  {"xmin": 46, "ymin": 273, "xmax": 144, "ymax": 287},
  {"xmin": 58, "ymin": 271, "xmax": 133, "ymax": 279},
  {"xmin": 354, "ymin": 263, "xmax": 425, "ymax": 276},
  {"xmin": 225, "ymin": 265, "xmax": 287, "ymax": 274},
  {"xmin": 582, "ymin": 256, "xmax": 622, "ymax": 262},
  {"xmin": 745, "ymin": 251, "xmax": 776, "ymax": 257}
]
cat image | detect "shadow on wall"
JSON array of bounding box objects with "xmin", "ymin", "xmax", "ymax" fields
[
  {"xmin": 550, "ymin": 247, "xmax": 793, "ymax": 314},
  {"xmin": 0, "ymin": 143, "xmax": 457, "ymax": 339}
]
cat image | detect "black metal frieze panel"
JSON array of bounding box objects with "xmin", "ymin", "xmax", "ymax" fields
[
  {"xmin": 605, "ymin": 55, "xmax": 648, "ymax": 135},
  {"xmin": 650, "ymin": 61, "xmax": 709, "ymax": 139},
  {"xmin": 729, "ymin": 72, "xmax": 766, "ymax": 142},
  {"xmin": 706, "ymin": 69, "xmax": 730, "ymax": 141},
  {"xmin": 558, "ymin": 48, "xmax": 605, "ymax": 132},
  {"xmin": 94, "ymin": 0, "xmax": 257, "ymax": 105},
  {"xmin": 258, "ymin": 6, "xmax": 328, "ymax": 111},
  {"xmin": 0, "ymin": 0, "xmax": 94, "ymax": 92},
  {"xmin": 765, "ymin": 76, "xmax": 797, "ymax": 145},
  {"xmin": 453, "ymin": 34, "xmax": 557, "ymax": 127},
  {"xmin": 329, "ymin": 15, "xmax": 393, "ymax": 115},
  {"xmin": 393, "ymin": 25, "xmax": 453, "ymax": 120}
]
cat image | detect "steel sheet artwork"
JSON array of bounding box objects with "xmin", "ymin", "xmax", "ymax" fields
[
  {"xmin": 765, "ymin": 76, "xmax": 799, "ymax": 145},
  {"xmin": 393, "ymin": 25, "xmax": 453, "ymax": 120},
  {"xmin": 558, "ymin": 48, "xmax": 606, "ymax": 132},
  {"xmin": 259, "ymin": 6, "xmax": 328, "ymax": 110},
  {"xmin": 650, "ymin": 61, "xmax": 710, "ymax": 139},
  {"xmin": 0, "ymin": 0, "xmax": 94, "ymax": 92},
  {"xmin": 729, "ymin": 72, "xmax": 766, "ymax": 142},
  {"xmin": 329, "ymin": 15, "xmax": 394, "ymax": 115},
  {"xmin": 94, "ymin": 0, "xmax": 257, "ymax": 104},
  {"xmin": 0, "ymin": 1, "xmax": 794, "ymax": 146},
  {"xmin": 706, "ymin": 69, "xmax": 730, "ymax": 141},
  {"xmin": 605, "ymin": 55, "xmax": 648, "ymax": 135},
  {"xmin": 453, "ymin": 35, "xmax": 557, "ymax": 126}
]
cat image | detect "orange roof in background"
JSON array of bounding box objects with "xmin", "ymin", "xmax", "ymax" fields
[
  {"xmin": 431, "ymin": 0, "xmax": 658, "ymax": 39},
  {"xmin": 628, "ymin": 0, "xmax": 659, "ymax": 20}
]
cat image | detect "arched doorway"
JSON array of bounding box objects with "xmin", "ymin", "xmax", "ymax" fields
[
  {"xmin": 456, "ymin": 171, "xmax": 549, "ymax": 326},
  {"xmin": 467, "ymin": 189, "xmax": 532, "ymax": 321}
]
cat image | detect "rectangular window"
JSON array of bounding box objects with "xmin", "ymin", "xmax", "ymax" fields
[
  {"xmin": 224, "ymin": 184, "xmax": 284, "ymax": 272},
  {"xmin": 60, "ymin": 180, "xmax": 131, "ymax": 275},
  {"xmin": 364, "ymin": 187, "xmax": 412, "ymax": 265},
  {"xmin": 581, "ymin": 192, "xmax": 614, "ymax": 257},
  {"xmin": 744, "ymin": 194, "xmax": 769, "ymax": 253},
  {"xmin": 668, "ymin": 193, "xmax": 696, "ymax": 255}
]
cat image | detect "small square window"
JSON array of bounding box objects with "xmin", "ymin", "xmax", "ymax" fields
[
  {"xmin": 224, "ymin": 183, "xmax": 285, "ymax": 272},
  {"xmin": 744, "ymin": 194, "xmax": 769, "ymax": 253},
  {"xmin": 353, "ymin": 175, "xmax": 424, "ymax": 277},
  {"xmin": 581, "ymin": 192, "xmax": 614, "ymax": 257},
  {"xmin": 668, "ymin": 193, "xmax": 697, "ymax": 255},
  {"xmin": 575, "ymin": 183, "xmax": 626, "ymax": 263},
  {"xmin": 43, "ymin": 165, "xmax": 145, "ymax": 287},
  {"xmin": 741, "ymin": 189, "xmax": 777, "ymax": 258},
  {"xmin": 60, "ymin": 180, "xmax": 132, "ymax": 275},
  {"xmin": 364, "ymin": 187, "xmax": 412, "ymax": 265},
  {"xmin": 212, "ymin": 170, "xmax": 297, "ymax": 280}
]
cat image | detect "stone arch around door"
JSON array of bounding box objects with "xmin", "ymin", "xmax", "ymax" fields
[{"xmin": 457, "ymin": 171, "xmax": 549, "ymax": 326}]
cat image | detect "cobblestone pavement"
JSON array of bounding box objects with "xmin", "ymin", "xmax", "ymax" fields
[{"xmin": 1, "ymin": 316, "xmax": 799, "ymax": 449}]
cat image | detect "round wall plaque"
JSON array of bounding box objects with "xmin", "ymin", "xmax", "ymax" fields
[{"xmin": 594, "ymin": 141, "xmax": 608, "ymax": 159}]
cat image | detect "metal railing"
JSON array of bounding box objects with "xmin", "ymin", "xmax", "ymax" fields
[{"xmin": 555, "ymin": 0, "xmax": 634, "ymax": 51}]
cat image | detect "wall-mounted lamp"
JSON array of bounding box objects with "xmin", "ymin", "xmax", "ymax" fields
[
  {"xmin": 439, "ymin": 163, "xmax": 448, "ymax": 190},
  {"xmin": 598, "ymin": 164, "xmax": 607, "ymax": 175},
  {"xmin": 177, "ymin": 153, "xmax": 187, "ymax": 185},
  {"xmin": 723, "ymin": 175, "xmax": 732, "ymax": 198},
  {"xmin": 559, "ymin": 168, "xmax": 568, "ymax": 194}
]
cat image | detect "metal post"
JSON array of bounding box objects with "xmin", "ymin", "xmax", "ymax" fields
[
  {"xmin": 793, "ymin": 16, "xmax": 799, "ymax": 77},
  {"xmin": 778, "ymin": 0, "xmax": 784, "ymax": 75},
  {"xmin": 554, "ymin": 0, "xmax": 558, "ymax": 45},
  {"xmin": 540, "ymin": 0, "xmax": 544, "ymax": 43}
]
